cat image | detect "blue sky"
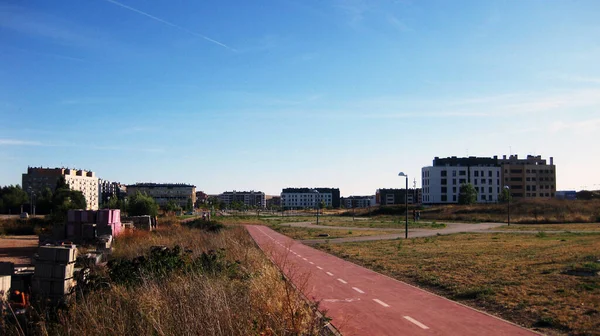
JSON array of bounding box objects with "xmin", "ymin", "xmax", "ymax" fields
[{"xmin": 1, "ymin": 0, "xmax": 599, "ymax": 195}]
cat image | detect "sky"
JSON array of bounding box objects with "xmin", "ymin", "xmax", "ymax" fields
[{"xmin": 1, "ymin": 0, "xmax": 600, "ymax": 196}]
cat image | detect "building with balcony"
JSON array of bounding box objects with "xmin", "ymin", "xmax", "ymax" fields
[
  {"xmin": 375, "ymin": 189, "xmax": 421, "ymax": 205},
  {"xmin": 22, "ymin": 167, "xmax": 99, "ymax": 210},
  {"xmin": 341, "ymin": 195, "xmax": 374, "ymax": 208},
  {"xmin": 126, "ymin": 183, "xmax": 196, "ymax": 208},
  {"xmin": 498, "ymin": 155, "xmax": 556, "ymax": 199},
  {"xmin": 421, "ymin": 157, "xmax": 502, "ymax": 204},
  {"xmin": 280, "ymin": 187, "xmax": 341, "ymax": 209},
  {"xmin": 218, "ymin": 190, "xmax": 266, "ymax": 208}
]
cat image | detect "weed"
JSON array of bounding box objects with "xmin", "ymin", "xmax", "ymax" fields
[{"xmin": 536, "ymin": 231, "xmax": 547, "ymax": 238}]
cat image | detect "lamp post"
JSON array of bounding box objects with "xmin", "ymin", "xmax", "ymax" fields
[
  {"xmin": 398, "ymin": 172, "xmax": 408, "ymax": 239},
  {"xmin": 504, "ymin": 185, "xmax": 510, "ymax": 226},
  {"xmin": 311, "ymin": 189, "xmax": 320, "ymax": 225}
]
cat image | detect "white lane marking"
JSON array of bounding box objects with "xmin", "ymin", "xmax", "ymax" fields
[
  {"xmin": 309, "ymin": 262, "xmax": 314, "ymax": 265},
  {"xmin": 373, "ymin": 299, "xmax": 390, "ymax": 307},
  {"xmin": 303, "ymin": 258, "xmax": 308, "ymax": 261},
  {"xmin": 317, "ymin": 266, "xmax": 323, "ymax": 270},
  {"xmin": 326, "ymin": 272, "xmax": 334, "ymax": 276},
  {"xmin": 403, "ymin": 316, "xmax": 429, "ymax": 330},
  {"xmin": 352, "ymin": 287, "xmax": 365, "ymax": 294},
  {"xmin": 337, "ymin": 278, "xmax": 347, "ymax": 284},
  {"xmin": 297, "ymin": 255, "xmax": 302, "ymax": 257}
]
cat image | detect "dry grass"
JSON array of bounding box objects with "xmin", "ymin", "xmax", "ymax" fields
[
  {"xmin": 9, "ymin": 225, "xmax": 328, "ymax": 336},
  {"xmin": 271, "ymin": 225, "xmax": 400, "ymax": 240},
  {"xmin": 494, "ymin": 223, "xmax": 600, "ymax": 231},
  {"xmin": 315, "ymin": 232, "xmax": 600, "ymax": 336},
  {"xmin": 419, "ymin": 199, "xmax": 600, "ymax": 224}
]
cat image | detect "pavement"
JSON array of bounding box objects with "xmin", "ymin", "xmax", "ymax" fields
[{"xmin": 247, "ymin": 225, "xmax": 539, "ymax": 336}]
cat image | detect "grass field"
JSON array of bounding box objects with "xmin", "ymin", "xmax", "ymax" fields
[
  {"xmin": 270, "ymin": 224, "xmax": 400, "ymax": 240},
  {"xmin": 493, "ymin": 223, "xmax": 600, "ymax": 232},
  {"xmin": 315, "ymin": 232, "xmax": 600, "ymax": 336}
]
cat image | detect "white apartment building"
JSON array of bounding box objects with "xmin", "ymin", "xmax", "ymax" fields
[
  {"xmin": 22, "ymin": 167, "xmax": 99, "ymax": 210},
  {"xmin": 280, "ymin": 188, "xmax": 340, "ymax": 209},
  {"xmin": 422, "ymin": 157, "xmax": 502, "ymax": 204}
]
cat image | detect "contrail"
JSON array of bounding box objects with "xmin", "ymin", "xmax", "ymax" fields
[{"xmin": 102, "ymin": 0, "xmax": 236, "ymax": 51}]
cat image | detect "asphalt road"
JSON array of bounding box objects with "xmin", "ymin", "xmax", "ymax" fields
[{"xmin": 247, "ymin": 225, "xmax": 539, "ymax": 336}]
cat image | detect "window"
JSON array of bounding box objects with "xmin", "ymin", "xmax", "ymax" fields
[
  {"xmin": 441, "ymin": 179, "xmax": 447, "ymax": 185},
  {"xmin": 488, "ymin": 171, "xmax": 492, "ymax": 177},
  {"xmin": 459, "ymin": 179, "xmax": 466, "ymax": 184},
  {"xmin": 474, "ymin": 179, "xmax": 478, "ymax": 185},
  {"xmin": 474, "ymin": 171, "xmax": 479, "ymax": 177},
  {"xmin": 441, "ymin": 187, "xmax": 447, "ymax": 193},
  {"xmin": 452, "ymin": 187, "xmax": 457, "ymax": 193},
  {"xmin": 489, "ymin": 187, "xmax": 492, "ymax": 193},
  {"xmin": 441, "ymin": 170, "xmax": 447, "ymax": 177},
  {"xmin": 453, "ymin": 179, "xmax": 456, "ymax": 185},
  {"xmin": 453, "ymin": 195, "xmax": 457, "ymax": 202},
  {"xmin": 452, "ymin": 171, "xmax": 456, "ymax": 177},
  {"xmin": 441, "ymin": 195, "xmax": 447, "ymax": 202},
  {"xmin": 481, "ymin": 179, "xmax": 486, "ymax": 184},
  {"xmin": 459, "ymin": 171, "xmax": 466, "ymax": 176}
]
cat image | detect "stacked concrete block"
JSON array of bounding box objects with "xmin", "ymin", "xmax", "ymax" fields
[
  {"xmin": 33, "ymin": 246, "xmax": 77, "ymax": 299},
  {"xmin": 0, "ymin": 275, "xmax": 11, "ymax": 301}
]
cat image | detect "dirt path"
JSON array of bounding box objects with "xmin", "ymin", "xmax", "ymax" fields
[{"xmin": 0, "ymin": 235, "xmax": 38, "ymax": 266}]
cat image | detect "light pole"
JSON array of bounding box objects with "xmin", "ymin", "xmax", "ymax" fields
[
  {"xmin": 504, "ymin": 185, "xmax": 510, "ymax": 226},
  {"xmin": 398, "ymin": 172, "xmax": 408, "ymax": 239},
  {"xmin": 311, "ymin": 189, "xmax": 320, "ymax": 225}
]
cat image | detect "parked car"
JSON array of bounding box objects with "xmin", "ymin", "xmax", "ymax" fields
[{"xmin": 20, "ymin": 212, "xmax": 29, "ymax": 219}]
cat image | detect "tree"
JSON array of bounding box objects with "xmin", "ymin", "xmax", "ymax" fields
[
  {"xmin": 163, "ymin": 200, "xmax": 182, "ymax": 213},
  {"xmin": 127, "ymin": 192, "xmax": 159, "ymax": 217},
  {"xmin": 498, "ymin": 187, "xmax": 512, "ymax": 203},
  {"xmin": 458, "ymin": 183, "xmax": 478, "ymax": 205},
  {"xmin": 0, "ymin": 185, "xmax": 29, "ymax": 213},
  {"xmin": 186, "ymin": 198, "xmax": 193, "ymax": 211}
]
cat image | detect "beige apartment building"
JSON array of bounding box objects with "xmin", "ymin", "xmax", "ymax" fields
[
  {"xmin": 499, "ymin": 155, "xmax": 556, "ymax": 199},
  {"xmin": 126, "ymin": 183, "xmax": 196, "ymax": 208},
  {"xmin": 22, "ymin": 167, "xmax": 99, "ymax": 210}
]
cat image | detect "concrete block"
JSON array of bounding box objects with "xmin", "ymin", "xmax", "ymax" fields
[
  {"xmin": 37, "ymin": 246, "xmax": 77, "ymax": 263},
  {"xmin": 0, "ymin": 275, "xmax": 11, "ymax": 300},
  {"xmin": 82, "ymin": 224, "xmax": 96, "ymax": 239},
  {"xmin": 33, "ymin": 278, "xmax": 75, "ymax": 296},
  {"xmin": 0, "ymin": 262, "xmax": 14, "ymax": 276},
  {"xmin": 34, "ymin": 263, "xmax": 74, "ymax": 279}
]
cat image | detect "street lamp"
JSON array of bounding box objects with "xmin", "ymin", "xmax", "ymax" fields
[
  {"xmin": 311, "ymin": 189, "xmax": 320, "ymax": 225},
  {"xmin": 504, "ymin": 185, "xmax": 510, "ymax": 226},
  {"xmin": 398, "ymin": 172, "xmax": 409, "ymax": 239}
]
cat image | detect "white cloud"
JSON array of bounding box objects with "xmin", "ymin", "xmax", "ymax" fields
[{"xmin": 0, "ymin": 139, "xmax": 43, "ymax": 146}]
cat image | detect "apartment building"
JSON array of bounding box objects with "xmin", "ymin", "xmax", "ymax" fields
[
  {"xmin": 22, "ymin": 167, "xmax": 99, "ymax": 210},
  {"xmin": 280, "ymin": 187, "xmax": 341, "ymax": 209},
  {"xmin": 218, "ymin": 190, "xmax": 266, "ymax": 208},
  {"xmin": 266, "ymin": 195, "xmax": 281, "ymax": 209},
  {"xmin": 498, "ymin": 155, "xmax": 556, "ymax": 199},
  {"xmin": 126, "ymin": 183, "xmax": 196, "ymax": 208},
  {"xmin": 341, "ymin": 195, "xmax": 374, "ymax": 208},
  {"xmin": 375, "ymin": 189, "xmax": 421, "ymax": 205},
  {"xmin": 98, "ymin": 179, "xmax": 126, "ymax": 205},
  {"xmin": 421, "ymin": 157, "xmax": 502, "ymax": 204}
]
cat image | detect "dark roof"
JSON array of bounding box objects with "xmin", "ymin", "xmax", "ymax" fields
[{"xmin": 126, "ymin": 183, "xmax": 196, "ymax": 188}]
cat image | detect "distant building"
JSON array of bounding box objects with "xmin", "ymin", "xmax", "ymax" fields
[
  {"xmin": 99, "ymin": 179, "xmax": 126, "ymax": 206},
  {"xmin": 376, "ymin": 189, "xmax": 421, "ymax": 205},
  {"xmin": 280, "ymin": 187, "xmax": 341, "ymax": 209},
  {"xmin": 266, "ymin": 195, "xmax": 281, "ymax": 209},
  {"xmin": 195, "ymin": 191, "xmax": 208, "ymax": 206},
  {"xmin": 422, "ymin": 156, "xmax": 501, "ymax": 204},
  {"xmin": 555, "ymin": 190, "xmax": 577, "ymax": 200},
  {"xmin": 218, "ymin": 190, "xmax": 266, "ymax": 208},
  {"xmin": 22, "ymin": 167, "xmax": 99, "ymax": 210},
  {"xmin": 126, "ymin": 183, "xmax": 196, "ymax": 208},
  {"xmin": 341, "ymin": 196, "xmax": 373, "ymax": 208},
  {"xmin": 498, "ymin": 155, "xmax": 556, "ymax": 199}
]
